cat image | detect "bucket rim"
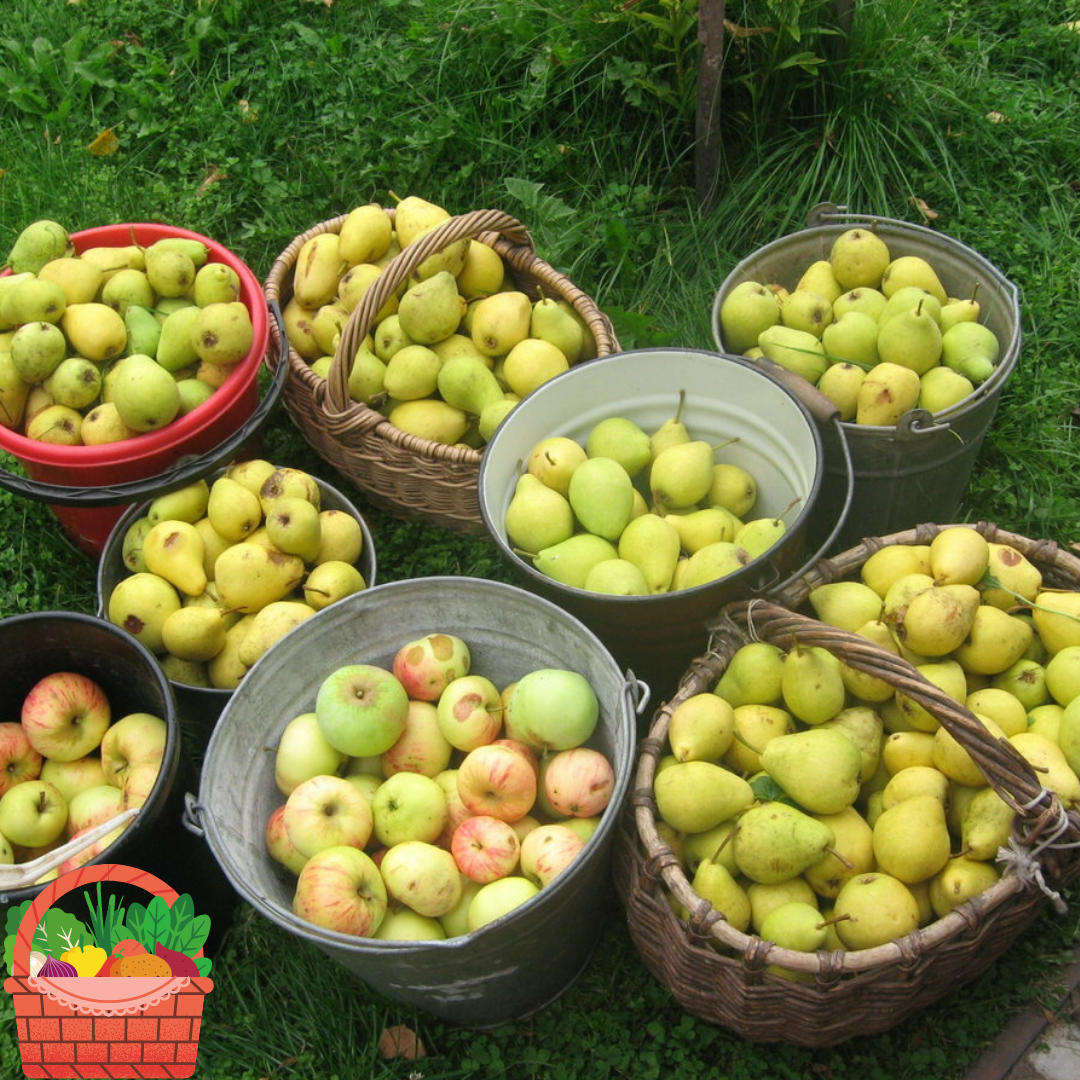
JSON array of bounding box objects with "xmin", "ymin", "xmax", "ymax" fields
[
  {"xmin": 476, "ymin": 345, "xmax": 835, "ymax": 604},
  {"xmin": 193, "ymin": 574, "xmax": 640, "ymax": 952}
]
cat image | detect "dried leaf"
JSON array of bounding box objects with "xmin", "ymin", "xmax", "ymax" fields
[
  {"xmin": 197, "ymin": 165, "xmax": 227, "ymax": 196},
  {"xmin": 378, "ymin": 1025, "xmax": 426, "ymax": 1060},
  {"xmin": 909, "ymin": 196, "xmax": 939, "ymax": 222},
  {"xmin": 87, "ymin": 128, "xmax": 120, "ymax": 156}
]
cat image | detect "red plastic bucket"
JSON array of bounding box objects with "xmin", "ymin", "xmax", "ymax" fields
[{"xmin": 0, "ymin": 223, "xmax": 284, "ymax": 557}]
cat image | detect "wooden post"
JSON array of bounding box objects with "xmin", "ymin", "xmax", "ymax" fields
[{"xmin": 695, "ymin": 1, "xmax": 725, "ymax": 212}]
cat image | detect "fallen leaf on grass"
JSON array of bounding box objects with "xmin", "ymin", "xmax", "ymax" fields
[
  {"xmin": 378, "ymin": 1024, "xmax": 426, "ymax": 1060},
  {"xmin": 197, "ymin": 166, "xmax": 227, "ymax": 196},
  {"xmin": 88, "ymin": 128, "xmax": 120, "ymax": 156},
  {"xmin": 909, "ymin": 197, "xmax": 939, "ymax": 221}
]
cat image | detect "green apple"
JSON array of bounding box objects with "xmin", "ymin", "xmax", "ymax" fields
[
  {"xmin": 504, "ymin": 668, "xmax": 599, "ymax": 751},
  {"xmin": 315, "ymin": 663, "xmax": 409, "ymax": 757},
  {"xmin": 467, "ymin": 875, "xmax": 540, "ymax": 932},
  {"xmin": 0, "ymin": 779, "xmax": 68, "ymax": 848},
  {"xmin": 370, "ymin": 771, "xmax": 448, "ymax": 847},
  {"xmin": 274, "ymin": 711, "xmax": 346, "ymax": 796}
]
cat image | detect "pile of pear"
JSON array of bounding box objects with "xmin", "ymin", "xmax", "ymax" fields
[
  {"xmin": 284, "ymin": 194, "xmax": 595, "ymax": 448},
  {"xmin": 106, "ymin": 460, "xmax": 369, "ymax": 691},
  {"xmin": 652, "ymin": 525, "xmax": 1080, "ymax": 977},
  {"xmin": 0, "ymin": 218, "xmax": 256, "ymax": 445},
  {"xmin": 505, "ymin": 394, "xmax": 786, "ymax": 596},
  {"xmin": 717, "ymin": 226, "xmax": 1003, "ymax": 426}
]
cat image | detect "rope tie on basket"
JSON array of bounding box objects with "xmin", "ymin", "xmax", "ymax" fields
[{"xmin": 997, "ymin": 791, "xmax": 1079, "ymax": 915}]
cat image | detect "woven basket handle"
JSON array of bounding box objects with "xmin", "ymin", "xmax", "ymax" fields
[
  {"xmin": 11, "ymin": 864, "xmax": 180, "ymax": 977},
  {"xmin": 325, "ymin": 209, "xmax": 534, "ymax": 419}
]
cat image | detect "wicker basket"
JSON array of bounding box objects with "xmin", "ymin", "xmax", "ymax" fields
[
  {"xmin": 614, "ymin": 572, "xmax": 1080, "ymax": 1046},
  {"xmin": 263, "ymin": 207, "xmax": 619, "ymax": 535},
  {"xmin": 4, "ymin": 863, "xmax": 213, "ymax": 1077}
]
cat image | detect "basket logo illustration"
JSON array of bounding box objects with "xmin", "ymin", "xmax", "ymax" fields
[{"xmin": 4, "ymin": 863, "xmax": 214, "ymax": 1078}]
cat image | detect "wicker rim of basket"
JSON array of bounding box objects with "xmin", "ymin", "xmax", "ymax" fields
[
  {"xmin": 263, "ymin": 206, "xmax": 619, "ymax": 467},
  {"xmin": 630, "ymin": 594, "xmax": 1080, "ymax": 977}
]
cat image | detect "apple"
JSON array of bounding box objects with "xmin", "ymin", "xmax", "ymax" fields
[
  {"xmin": 66, "ymin": 783, "xmax": 124, "ymax": 837},
  {"xmin": 119, "ymin": 760, "xmax": 162, "ymax": 810},
  {"xmin": 456, "ymin": 742, "xmax": 537, "ymax": 823},
  {"xmin": 505, "ymin": 668, "xmax": 599, "ymax": 751},
  {"xmin": 370, "ymin": 771, "xmax": 448, "ymax": 847},
  {"xmin": 283, "ymin": 773, "xmax": 374, "ymax": 858},
  {"xmin": 274, "ymin": 711, "xmax": 346, "ymax": 796},
  {"xmin": 56, "ymin": 822, "xmax": 129, "ymax": 875},
  {"xmin": 343, "ymin": 773, "xmax": 382, "ymax": 804},
  {"xmin": 343, "ymin": 754, "xmax": 384, "ymax": 777},
  {"xmin": 0, "ymin": 779, "xmax": 68, "ymax": 848},
  {"xmin": 466, "ymin": 875, "xmax": 540, "ymax": 932},
  {"xmin": 265, "ymin": 804, "xmax": 308, "ymax": 875},
  {"xmin": 541, "ymin": 747, "xmax": 615, "ymax": 817},
  {"xmin": 391, "ymin": 633, "xmax": 471, "ymax": 701},
  {"xmin": 519, "ymin": 823, "xmax": 585, "ymax": 887},
  {"xmin": 379, "ymin": 699, "xmax": 454, "ymax": 778},
  {"xmin": 379, "ymin": 839, "xmax": 463, "ymax": 917},
  {"xmin": 39, "ymin": 754, "xmax": 107, "ymax": 803},
  {"xmin": 491, "ymin": 737, "xmax": 540, "ymax": 779},
  {"xmin": 0, "ymin": 721, "xmax": 43, "ymax": 796},
  {"xmin": 373, "ymin": 907, "xmax": 446, "ymax": 941},
  {"xmin": 100, "ymin": 712, "xmax": 168, "ymax": 787},
  {"xmin": 20, "ymin": 671, "xmax": 112, "ymax": 762},
  {"xmin": 315, "ymin": 664, "xmax": 409, "ymax": 757},
  {"xmin": 435, "ymin": 674, "xmax": 503, "ymax": 751},
  {"xmin": 451, "ymin": 815, "xmax": 521, "ymax": 883},
  {"xmin": 292, "ymin": 844, "xmax": 388, "ymax": 936},
  {"xmin": 438, "ymin": 877, "xmax": 483, "ymax": 938},
  {"xmin": 560, "ymin": 816, "xmax": 603, "ymax": 844},
  {"xmin": 511, "ymin": 814, "xmax": 543, "ymax": 845}
]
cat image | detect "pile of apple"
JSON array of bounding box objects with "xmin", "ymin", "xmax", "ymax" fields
[
  {"xmin": 0, "ymin": 671, "xmax": 167, "ymax": 881},
  {"xmin": 652, "ymin": 526, "xmax": 1080, "ymax": 972},
  {"xmin": 264, "ymin": 631, "xmax": 617, "ymax": 940},
  {"xmin": 285, "ymin": 194, "xmax": 596, "ymax": 448},
  {"xmin": 106, "ymin": 459, "xmax": 368, "ymax": 690},
  {"xmin": 717, "ymin": 227, "xmax": 1003, "ymax": 425},
  {"xmin": 0, "ymin": 218, "xmax": 256, "ymax": 445},
  {"xmin": 505, "ymin": 396, "xmax": 784, "ymax": 595}
]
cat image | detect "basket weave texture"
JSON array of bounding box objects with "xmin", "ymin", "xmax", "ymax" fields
[
  {"xmin": 614, "ymin": 522, "xmax": 1080, "ymax": 1047},
  {"xmin": 264, "ymin": 207, "xmax": 619, "ymax": 535}
]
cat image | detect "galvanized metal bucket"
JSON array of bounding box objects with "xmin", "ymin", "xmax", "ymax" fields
[
  {"xmin": 711, "ymin": 204, "xmax": 1021, "ymax": 550},
  {"xmin": 186, "ymin": 576, "xmax": 646, "ymax": 1027},
  {"xmin": 477, "ymin": 347, "xmax": 854, "ymax": 705}
]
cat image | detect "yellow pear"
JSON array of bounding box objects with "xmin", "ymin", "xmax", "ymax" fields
[
  {"xmin": 928, "ymin": 856, "xmax": 1000, "ymax": 918},
  {"xmin": 337, "ymin": 203, "xmax": 393, "ymax": 265},
  {"xmin": 160, "ymin": 605, "xmax": 229, "ymax": 664},
  {"xmin": 964, "ymin": 687, "xmax": 1028, "ymax": 736},
  {"xmin": 837, "ymin": 619, "xmax": 900, "ymax": 703},
  {"xmin": 832, "ymin": 872, "xmax": 921, "ymax": 950},
  {"xmin": 502, "ymin": 337, "xmax": 569, "ymax": 397},
  {"xmin": 238, "ymin": 600, "xmax": 319, "ymax": 668},
  {"xmin": 1008, "ymin": 732, "xmax": 1080, "ymax": 807},
  {"xmin": 979, "ymin": 543, "xmax": 1043, "ymax": 609},
  {"xmin": 931, "ymin": 713, "xmax": 1006, "ymax": 787},
  {"xmin": 722, "ymin": 703, "xmax": 794, "ymax": 775},
  {"xmin": 882, "ymin": 730, "xmax": 937, "ymax": 775},
  {"xmin": 880, "ymin": 764, "xmax": 951, "ymax": 809},
  {"xmin": 714, "ymin": 642, "xmax": 785, "ymax": 708},
  {"xmin": 746, "ymin": 877, "xmax": 819, "ymax": 933},
  {"xmin": 207, "ymin": 614, "xmax": 257, "ymax": 689},
  {"xmin": 470, "ymin": 291, "xmax": 532, "ymax": 357},
  {"xmin": 929, "ymin": 526, "xmax": 990, "ymax": 586},
  {"xmin": 682, "ymin": 820, "xmax": 739, "ymax": 877},
  {"xmin": 881, "ymin": 255, "xmax": 948, "ymax": 305},
  {"xmin": 780, "ymin": 643, "xmax": 846, "ymax": 725},
  {"xmin": 206, "ymin": 475, "xmax": 264, "ymax": 542},
  {"xmin": 802, "ymin": 806, "xmax": 875, "ymax": 899},
  {"xmin": 855, "ymin": 362, "xmax": 921, "ymax": 426},
  {"xmin": 142, "ymin": 520, "xmax": 207, "ymax": 597},
  {"xmin": 1030, "ymin": 591, "xmax": 1080, "ymax": 655},
  {"xmin": 961, "ymin": 785, "xmax": 1016, "ymax": 860},
  {"xmin": 872, "ymin": 793, "xmax": 951, "ymax": 884},
  {"xmin": 214, "ymin": 542, "xmax": 306, "ymax": 615},
  {"xmin": 952, "ymin": 606, "xmax": 1033, "ymax": 676},
  {"xmin": 892, "ymin": 583, "xmax": 980, "ymax": 656},
  {"xmin": 689, "ymin": 858, "xmax": 751, "ymax": 932},
  {"xmin": 819, "ymin": 705, "xmax": 884, "ymax": 782},
  {"xmin": 292, "ymin": 232, "xmax": 346, "ymax": 309},
  {"xmin": 807, "ymin": 581, "xmax": 884, "ymax": 632},
  {"xmin": 893, "ymin": 658, "xmax": 968, "ymax": 733},
  {"xmin": 653, "ymin": 761, "xmax": 754, "ymax": 834}
]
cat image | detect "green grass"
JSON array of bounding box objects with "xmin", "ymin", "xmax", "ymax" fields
[{"xmin": 2, "ymin": 1, "xmax": 1080, "ymax": 1077}]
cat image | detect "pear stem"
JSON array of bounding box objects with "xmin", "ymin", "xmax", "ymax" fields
[
  {"xmin": 815, "ymin": 912, "xmax": 852, "ymax": 930},
  {"xmin": 510, "ymin": 545, "xmax": 538, "ymax": 560},
  {"xmin": 825, "ymin": 847, "xmax": 854, "ymax": 869},
  {"xmin": 730, "ymin": 730, "xmax": 764, "ymax": 755},
  {"xmin": 387, "ymin": 189, "xmax": 403, "ymax": 205},
  {"xmin": 969, "ymin": 281, "xmax": 981, "ymax": 305},
  {"xmin": 710, "ymin": 825, "xmax": 738, "ymax": 863},
  {"xmin": 711, "ymin": 437, "xmax": 740, "ymax": 453},
  {"xmin": 673, "ymin": 388, "xmax": 686, "ymax": 425}
]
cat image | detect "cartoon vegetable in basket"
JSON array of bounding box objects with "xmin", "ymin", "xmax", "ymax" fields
[{"xmin": 3, "ymin": 863, "xmax": 214, "ymax": 1079}]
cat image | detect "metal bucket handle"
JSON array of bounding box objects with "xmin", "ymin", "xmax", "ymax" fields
[{"xmin": 0, "ymin": 298, "xmax": 290, "ymax": 508}]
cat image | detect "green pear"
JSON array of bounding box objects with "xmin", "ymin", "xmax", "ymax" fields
[
  {"xmin": 583, "ymin": 557, "xmax": 650, "ymax": 596},
  {"xmin": 779, "ymin": 288, "xmax": 833, "ymax": 338},
  {"xmin": 733, "ymin": 516, "xmax": 787, "ymax": 559},
  {"xmin": 872, "ymin": 793, "xmax": 951, "ymax": 884},
  {"xmin": 718, "ymin": 280, "xmax": 780, "ymax": 352},
  {"xmin": 756, "ymin": 324, "xmax": 828, "ymax": 384},
  {"xmin": 193, "ymin": 262, "xmax": 241, "ymax": 306},
  {"xmin": 191, "ymin": 301, "xmax": 254, "ymax": 365},
  {"xmin": 529, "ymin": 532, "xmax": 619, "ymax": 590},
  {"xmin": 155, "ymin": 305, "xmax": 203, "ymax": 373},
  {"xmin": 383, "ymin": 344, "xmax": 442, "ymax": 400},
  {"xmin": 654, "ymin": 760, "xmax": 754, "ymax": 833},
  {"xmin": 706, "ymin": 462, "xmax": 757, "ymax": 517},
  {"xmin": 214, "ymin": 542, "xmax": 306, "ymax": 614},
  {"xmin": 107, "ymin": 571, "xmax": 182, "ymax": 654},
  {"xmin": 714, "ymin": 642, "xmax": 785, "ymax": 708},
  {"xmin": 802, "ymin": 806, "xmax": 876, "ymax": 899},
  {"xmin": 761, "ymin": 727, "xmax": 863, "ymax": 814},
  {"xmin": 617, "ymin": 512, "xmax": 681, "ymax": 593},
  {"xmin": 4, "ymin": 219, "xmax": 72, "ymax": 273},
  {"xmin": 877, "ymin": 285, "xmax": 943, "ymax": 328},
  {"xmin": 142, "ymin": 244, "xmax": 195, "ymax": 299},
  {"xmin": 160, "ymin": 605, "xmax": 230, "ymax": 664},
  {"xmin": 206, "ymin": 475, "xmax": 263, "ymax": 541},
  {"xmin": 101, "ymin": 267, "xmax": 156, "ymax": 315},
  {"xmin": 505, "ymin": 472, "xmax": 575, "ymax": 553},
  {"xmin": 940, "ymin": 321, "xmax": 1000, "ymax": 384},
  {"xmin": 526, "ymin": 435, "xmax": 588, "ymax": 495},
  {"xmin": 855, "ymin": 361, "xmax": 921, "ymax": 426},
  {"xmin": 124, "ymin": 303, "xmax": 163, "ymax": 359},
  {"xmin": 10, "ymin": 322, "xmax": 67, "ymax": 383},
  {"xmin": 348, "ymin": 344, "xmax": 388, "ymax": 405},
  {"xmin": 808, "ymin": 581, "xmax": 885, "ymax": 632},
  {"xmin": 821, "ymin": 311, "xmax": 879, "ymax": 367},
  {"xmin": 795, "ymin": 259, "xmax": 843, "ymax": 304},
  {"xmin": 146, "ymin": 478, "xmax": 210, "ymax": 526},
  {"xmin": 78, "ymin": 243, "xmax": 144, "ymax": 281},
  {"xmin": 143, "ymin": 519, "xmax": 207, "ymax": 597},
  {"xmin": 732, "ymin": 801, "xmax": 836, "ymax": 884},
  {"xmin": 1, "ymin": 277, "xmax": 66, "ymax": 326},
  {"xmin": 0, "ymin": 350, "xmax": 30, "ymax": 431},
  {"xmin": 837, "ymin": 620, "xmax": 899, "ymax": 703},
  {"xmin": 650, "ymin": 439, "xmax": 715, "ymax": 510},
  {"xmin": 470, "ymin": 291, "xmax": 532, "ymax": 357},
  {"xmin": 681, "ymin": 541, "xmax": 752, "ymax": 589},
  {"xmin": 478, "ymin": 396, "xmax": 519, "ymax": 441},
  {"xmin": 530, "ymin": 296, "xmax": 584, "ymax": 363},
  {"xmin": 664, "ymin": 507, "xmax": 739, "ymax": 554},
  {"xmin": 647, "ymin": 392, "xmax": 691, "ymax": 462},
  {"xmin": 265, "ymin": 496, "xmax": 323, "ymax": 562},
  {"xmin": 585, "ymin": 416, "xmax": 651, "ymax": 478},
  {"xmin": 832, "ymin": 286, "xmax": 887, "ymax": 321},
  {"xmin": 302, "ymin": 560, "xmax": 367, "ymax": 611},
  {"xmin": 148, "ymin": 236, "xmax": 209, "ymax": 267},
  {"xmin": 682, "ymin": 820, "xmax": 739, "ymax": 877},
  {"xmin": 567, "ymin": 456, "xmax": 635, "ymax": 541},
  {"xmin": 893, "ymin": 583, "xmax": 980, "ymax": 657},
  {"xmin": 832, "ymin": 872, "xmax": 920, "ymax": 950},
  {"xmin": 880, "ymin": 255, "xmax": 948, "ymax": 305},
  {"xmin": 828, "ymin": 227, "xmax": 891, "ymax": 289},
  {"xmin": 0, "ymin": 272, "xmax": 37, "ymax": 330},
  {"xmin": 690, "ymin": 858, "xmax": 751, "ymax": 932},
  {"xmin": 723, "ymin": 703, "xmax": 794, "ymax": 774},
  {"xmin": 820, "ymin": 705, "xmax": 885, "ymax": 782},
  {"xmin": 781, "ymin": 643, "xmax": 846, "ymax": 725},
  {"xmin": 939, "ymin": 294, "xmax": 981, "ymax": 333},
  {"xmin": 396, "ymin": 271, "xmax": 466, "ymax": 345},
  {"xmin": 747, "ymin": 878, "xmax": 819, "ymax": 932},
  {"xmin": 918, "ymin": 365, "xmax": 973, "ymax": 414},
  {"xmin": 437, "ymin": 354, "xmax": 504, "ymax": 415},
  {"xmin": 1057, "ymin": 696, "xmax": 1080, "ymax": 778},
  {"xmin": 875, "ymin": 300, "xmax": 943, "ymax": 375},
  {"xmin": 668, "ymin": 693, "xmax": 735, "ymax": 762},
  {"xmin": 309, "ymin": 303, "xmax": 350, "ymax": 355},
  {"xmin": 109, "ymin": 353, "xmax": 181, "ymax": 432},
  {"xmin": 238, "ymin": 600, "xmax": 318, "ymax": 668}
]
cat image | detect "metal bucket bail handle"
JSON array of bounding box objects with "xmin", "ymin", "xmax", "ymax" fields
[
  {"xmin": 10, "ymin": 863, "xmax": 182, "ymax": 977},
  {"xmin": 0, "ymin": 298, "xmax": 290, "ymax": 508}
]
